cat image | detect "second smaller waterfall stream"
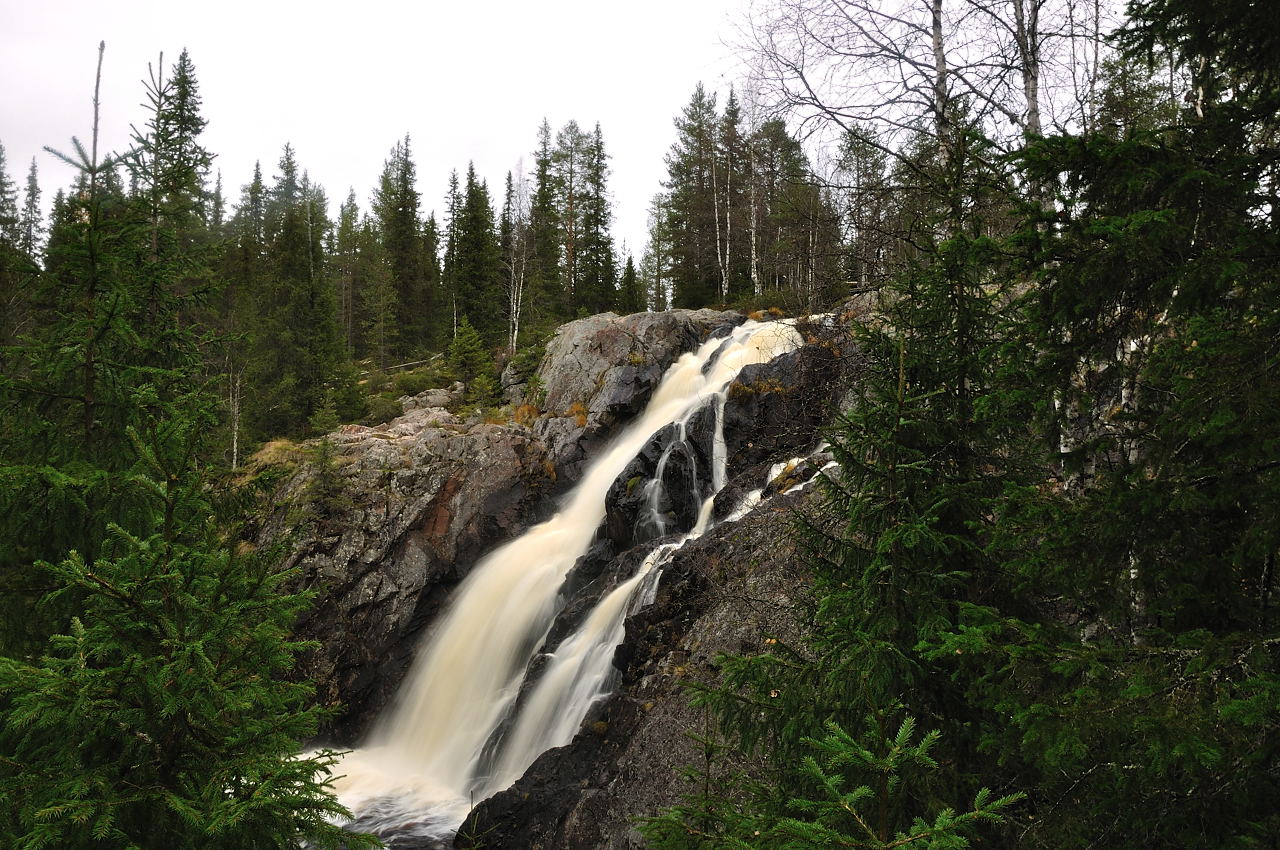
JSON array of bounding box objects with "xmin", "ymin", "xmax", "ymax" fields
[{"xmin": 324, "ymin": 319, "xmax": 805, "ymax": 843}]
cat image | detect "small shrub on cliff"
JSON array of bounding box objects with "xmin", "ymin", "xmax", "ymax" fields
[
  {"xmin": 466, "ymin": 371, "xmax": 500, "ymax": 408},
  {"xmin": 525, "ymin": 372, "xmax": 547, "ymax": 410},
  {"xmin": 393, "ymin": 369, "xmax": 436, "ymax": 397},
  {"xmin": 448, "ymin": 317, "xmax": 490, "ymax": 385},
  {"xmin": 514, "ymin": 403, "xmax": 541, "ymax": 428},
  {"xmin": 307, "ymin": 436, "xmax": 353, "ymax": 521},
  {"xmin": 509, "ymin": 335, "xmax": 549, "ymax": 380},
  {"xmin": 308, "ymin": 388, "xmax": 341, "ymax": 436},
  {"xmin": 567, "ymin": 401, "xmax": 589, "ymax": 427},
  {"xmin": 363, "ymin": 395, "xmax": 403, "ymax": 426},
  {"xmin": 361, "ymin": 368, "xmax": 389, "ymax": 394}
]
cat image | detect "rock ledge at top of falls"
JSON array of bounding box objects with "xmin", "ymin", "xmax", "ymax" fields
[{"xmin": 532, "ymin": 309, "xmax": 744, "ymax": 479}]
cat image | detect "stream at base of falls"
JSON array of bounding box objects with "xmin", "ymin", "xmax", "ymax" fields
[{"xmin": 320, "ymin": 319, "xmax": 808, "ymax": 845}]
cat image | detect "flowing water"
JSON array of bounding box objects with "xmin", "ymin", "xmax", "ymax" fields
[{"xmin": 324, "ymin": 319, "xmax": 804, "ymax": 843}]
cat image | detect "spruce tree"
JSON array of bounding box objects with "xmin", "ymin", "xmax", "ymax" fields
[
  {"xmin": 359, "ymin": 212, "xmax": 398, "ymax": 368},
  {"xmin": 0, "ymin": 144, "xmax": 35, "ymax": 348},
  {"xmin": 215, "ymin": 161, "xmax": 266, "ymax": 468},
  {"xmin": 142, "ymin": 49, "xmax": 212, "ymax": 247},
  {"xmin": 0, "ymin": 142, "xmax": 18, "ymax": 243},
  {"xmin": 441, "ymin": 169, "xmax": 462, "ymax": 336},
  {"xmin": 553, "ymin": 120, "xmax": 589, "ymax": 313},
  {"xmin": 1, "ymin": 49, "xmax": 144, "ymax": 630},
  {"xmin": 244, "ymin": 147, "xmax": 346, "ymax": 439},
  {"xmin": 121, "ymin": 50, "xmax": 216, "ymax": 365},
  {"xmin": 959, "ymin": 3, "xmax": 1280, "ymax": 842},
  {"xmin": 641, "ymin": 192, "xmax": 674, "ymax": 310},
  {"xmin": 373, "ymin": 135, "xmax": 429, "ymax": 356},
  {"xmin": 448, "ymin": 315, "xmax": 494, "ymax": 406},
  {"xmin": 209, "ymin": 169, "xmax": 225, "ymax": 233},
  {"xmin": 642, "ymin": 716, "xmax": 1020, "ymax": 849},
  {"xmin": 452, "ymin": 164, "xmax": 504, "ymax": 345},
  {"xmin": 420, "ymin": 211, "xmax": 445, "ymax": 349},
  {"xmin": 0, "ymin": 396, "xmax": 371, "ymax": 850},
  {"xmin": 576, "ymin": 123, "xmax": 617, "ymax": 315},
  {"xmin": 617, "ymin": 254, "xmax": 644, "ymax": 315},
  {"xmin": 0, "ymin": 45, "xmax": 369, "ymax": 848},
  {"xmin": 664, "ymin": 84, "xmax": 720, "ymax": 307},
  {"xmin": 526, "ymin": 119, "xmax": 565, "ymax": 326},
  {"xmin": 500, "ymin": 171, "xmax": 515, "ymax": 270},
  {"xmin": 332, "ymin": 189, "xmax": 361, "ymax": 356},
  {"xmin": 18, "ymin": 157, "xmax": 43, "ymax": 258}
]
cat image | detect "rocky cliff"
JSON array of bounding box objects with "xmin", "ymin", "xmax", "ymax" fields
[
  {"xmin": 530, "ymin": 309, "xmax": 745, "ymax": 478},
  {"xmin": 258, "ymin": 309, "xmax": 746, "ymax": 741},
  {"xmin": 453, "ymin": 313, "xmax": 859, "ymax": 850},
  {"xmin": 262, "ymin": 306, "xmax": 862, "ymax": 845},
  {"xmin": 453, "ymin": 485, "xmax": 822, "ymax": 850}
]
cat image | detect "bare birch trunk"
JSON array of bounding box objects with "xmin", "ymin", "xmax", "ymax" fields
[
  {"xmin": 228, "ymin": 361, "xmax": 242, "ymax": 470},
  {"xmin": 1014, "ymin": 0, "xmax": 1043, "ymax": 137},
  {"xmin": 932, "ymin": 0, "xmax": 951, "ymax": 166},
  {"xmin": 750, "ymin": 141, "xmax": 761, "ymax": 297},
  {"xmin": 712, "ymin": 155, "xmax": 727, "ymax": 301},
  {"xmin": 725, "ymin": 155, "xmax": 733, "ymax": 301}
]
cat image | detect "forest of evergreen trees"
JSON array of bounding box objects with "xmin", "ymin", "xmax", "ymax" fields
[
  {"xmin": 1, "ymin": 57, "xmax": 849, "ymax": 463},
  {"xmin": 2, "ymin": 0, "xmax": 1278, "ymax": 845}
]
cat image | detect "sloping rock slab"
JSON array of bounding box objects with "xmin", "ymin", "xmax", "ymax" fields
[
  {"xmin": 534, "ymin": 309, "xmax": 742, "ymax": 481},
  {"xmin": 259, "ymin": 415, "xmax": 555, "ymax": 741},
  {"xmin": 455, "ymin": 490, "xmax": 816, "ymax": 850}
]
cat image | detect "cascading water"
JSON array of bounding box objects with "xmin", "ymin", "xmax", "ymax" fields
[{"xmin": 324, "ymin": 319, "xmax": 803, "ymax": 844}]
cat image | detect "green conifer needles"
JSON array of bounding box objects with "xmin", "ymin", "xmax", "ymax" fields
[
  {"xmin": 641, "ymin": 714, "xmax": 1020, "ymax": 849},
  {"xmin": 0, "ymin": 401, "xmax": 371, "ymax": 849}
]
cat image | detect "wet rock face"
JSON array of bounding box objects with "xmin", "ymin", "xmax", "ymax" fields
[
  {"xmin": 455, "ymin": 490, "xmax": 818, "ymax": 850},
  {"xmin": 721, "ymin": 326, "xmax": 855, "ymax": 481},
  {"xmin": 600, "ymin": 317, "xmax": 857, "ymax": 555},
  {"xmin": 453, "ymin": 315, "xmax": 864, "ymax": 850},
  {"xmin": 534, "ymin": 309, "xmax": 742, "ymax": 480},
  {"xmin": 603, "ymin": 422, "xmax": 714, "ymax": 551},
  {"xmin": 258, "ymin": 415, "xmax": 555, "ymax": 742}
]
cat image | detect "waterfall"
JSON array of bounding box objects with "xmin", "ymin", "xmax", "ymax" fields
[{"xmin": 323, "ymin": 319, "xmax": 803, "ymax": 843}]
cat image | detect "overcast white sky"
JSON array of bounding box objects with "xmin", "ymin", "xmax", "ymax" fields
[{"xmin": 0, "ymin": 0, "xmax": 753, "ymax": 255}]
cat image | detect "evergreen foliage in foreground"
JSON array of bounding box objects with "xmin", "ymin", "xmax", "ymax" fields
[
  {"xmin": 643, "ymin": 714, "xmax": 1020, "ymax": 849},
  {"xmin": 0, "ymin": 45, "xmax": 374, "ymax": 850},
  {"xmin": 0, "ymin": 395, "xmax": 370, "ymax": 850},
  {"xmin": 645, "ymin": 0, "xmax": 1280, "ymax": 847}
]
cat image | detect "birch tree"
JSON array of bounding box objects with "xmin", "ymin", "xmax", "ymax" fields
[{"xmin": 500, "ymin": 164, "xmax": 532, "ymax": 352}]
